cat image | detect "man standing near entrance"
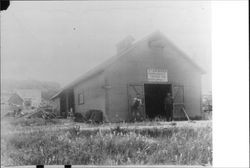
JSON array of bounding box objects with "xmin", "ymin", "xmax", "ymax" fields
[
  {"xmin": 131, "ymin": 93, "xmax": 143, "ymax": 122},
  {"xmin": 164, "ymin": 93, "xmax": 174, "ymax": 121}
]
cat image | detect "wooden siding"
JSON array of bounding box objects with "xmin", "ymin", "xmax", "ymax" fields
[
  {"xmin": 74, "ymin": 73, "xmax": 106, "ymax": 118},
  {"xmin": 52, "ymin": 98, "xmax": 60, "ymax": 116}
]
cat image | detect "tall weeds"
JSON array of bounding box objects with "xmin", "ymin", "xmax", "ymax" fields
[{"xmin": 1, "ymin": 125, "xmax": 212, "ymax": 166}]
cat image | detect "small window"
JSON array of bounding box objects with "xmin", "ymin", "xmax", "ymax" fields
[{"xmin": 78, "ymin": 91, "xmax": 84, "ymax": 105}]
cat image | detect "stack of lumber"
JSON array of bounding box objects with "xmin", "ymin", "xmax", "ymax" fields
[{"xmin": 24, "ymin": 108, "xmax": 56, "ymax": 119}]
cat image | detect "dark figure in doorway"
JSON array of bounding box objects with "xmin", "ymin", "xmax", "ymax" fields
[
  {"xmin": 131, "ymin": 93, "xmax": 143, "ymax": 122},
  {"xmin": 164, "ymin": 93, "xmax": 174, "ymax": 121}
]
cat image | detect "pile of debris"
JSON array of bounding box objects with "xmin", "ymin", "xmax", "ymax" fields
[
  {"xmin": 25, "ymin": 108, "xmax": 56, "ymax": 119},
  {"xmin": 4, "ymin": 107, "xmax": 57, "ymax": 120},
  {"xmin": 74, "ymin": 109, "xmax": 104, "ymax": 124}
]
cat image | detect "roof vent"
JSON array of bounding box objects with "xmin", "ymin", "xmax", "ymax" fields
[
  {"xmin": 148, "ymin": 36, "xmax": 165, "ymax": 49},
  {"xmin": 116, "ymin": 35, "xmax": 135, "ymax": 54}
]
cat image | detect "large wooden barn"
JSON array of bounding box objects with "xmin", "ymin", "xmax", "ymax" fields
[{"xmin": 51, "ymin": 31, "xmax": 205, "ymax": 122}]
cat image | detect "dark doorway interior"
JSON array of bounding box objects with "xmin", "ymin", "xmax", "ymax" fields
[
  {"xmin": 60, "ymin": 89, "xmax": 75, "ymax": 118},
  {"xmin": 60, "ymin": 94, "xmax": 67, "ymax": 118},
  {"xmin": 144, "ymin": 84, "xmax": 172, "ymax": 119},
  {"xmin": 68, "ymin": 89, "xmax": 75, "ymax": 114}
]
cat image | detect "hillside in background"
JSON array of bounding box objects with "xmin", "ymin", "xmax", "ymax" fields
[{"xmin": 1, "ymin": 79, "xmax": 61, "ymax": 100}]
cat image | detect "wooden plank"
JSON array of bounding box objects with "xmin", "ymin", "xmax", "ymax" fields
[{"xmin": 182, "ymin": 107, "xmax": 190, "ymax": 121}]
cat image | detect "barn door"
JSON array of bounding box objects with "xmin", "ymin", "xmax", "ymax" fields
[
  {"xmin": 127, "ymin": 84, "xmax": 145, "ymax": 121},
  {"xmin": 172, "ymin": 85, "xmax": 185, "ymax": 119}
]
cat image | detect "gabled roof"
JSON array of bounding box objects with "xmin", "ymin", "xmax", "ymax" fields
[
  {"xmin": 8, "ymin": 93, "xmax": 24, "ymax": 104},
  {"xmin": 51, "ymin": 31, "xmax": 205, "ymax": 100}
]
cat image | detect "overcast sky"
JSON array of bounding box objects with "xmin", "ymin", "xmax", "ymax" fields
[{"xmin": 1, "ymin": 1, "xmax": 211, "ymax": 93}]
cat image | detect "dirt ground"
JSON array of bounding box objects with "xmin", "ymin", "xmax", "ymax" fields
[{"xmin": 1, "ymin": 117, "xmax": 211, "ymax": 135}]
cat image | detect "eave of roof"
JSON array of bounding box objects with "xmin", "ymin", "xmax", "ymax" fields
[
  {"xmin": 160, "ymin": 35, "xmax": 206, "ymax": 74},
  {"xmin": 50, "ymin": 31, "xmax": 205, "ymax": 100}
]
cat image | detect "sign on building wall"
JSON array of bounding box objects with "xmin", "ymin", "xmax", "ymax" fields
[{"xmin": 147, "ymin": 68, "xmax": 168, "ymax": 82}]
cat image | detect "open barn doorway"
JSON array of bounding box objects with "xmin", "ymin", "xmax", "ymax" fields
[
  {"xmin": 144, "ymin": 84, "xmax": 172, "ymax": 120},
  {"xmin": 59, "ymin": 89, "xmax": 75, "ymax": 118}
]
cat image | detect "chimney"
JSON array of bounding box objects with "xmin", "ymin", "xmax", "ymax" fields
[{"xmin": 116, "ymin": 35, "xmax": 135, "ymax": 54}]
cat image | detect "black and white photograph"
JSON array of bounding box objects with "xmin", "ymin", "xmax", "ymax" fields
[{"xmin": 0, "ymin": 0, "xmax": 248, "ymax": 167}]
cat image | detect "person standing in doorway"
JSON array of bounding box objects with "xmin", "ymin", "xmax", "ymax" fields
[
  {"xmin": 164, "ymin": 93, "xmax": 174, "ymax": 121},
  {"xmin": 131, "ymin": 93, "xmax": 143, "ymax": 122}
]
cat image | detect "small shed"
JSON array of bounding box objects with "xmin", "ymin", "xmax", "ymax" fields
[
  {"xmin": 51, "ymin": 31, "xmax": 205, "ymax": 122},
  {"xmin": 8, "ymin": 93, "xmax": 24, "ymax": 106},
  {"xmin": 15, "ymin": 89, "xmax": 42, "ymax": 108}
]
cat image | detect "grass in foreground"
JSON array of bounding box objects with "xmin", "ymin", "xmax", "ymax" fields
[{"xmin": 1, "ymin": 124, "xmax": 212, "ymax": 166}]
